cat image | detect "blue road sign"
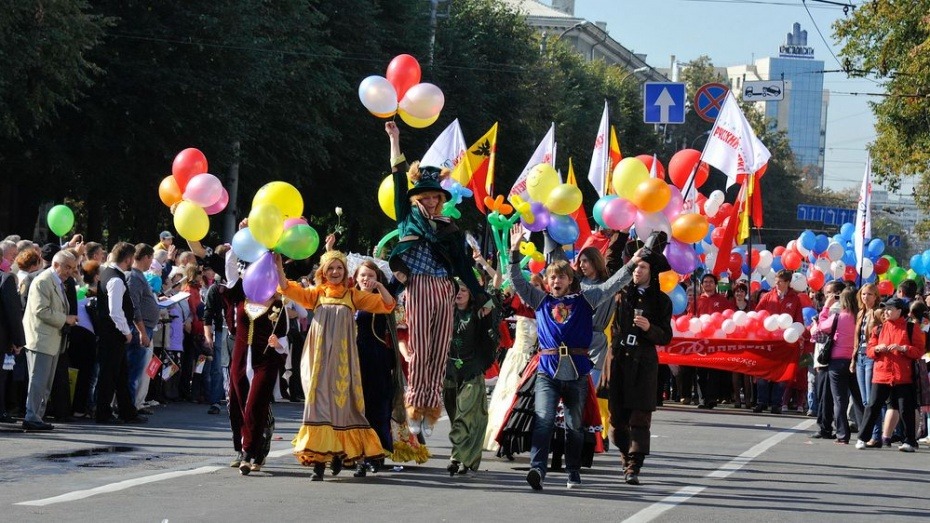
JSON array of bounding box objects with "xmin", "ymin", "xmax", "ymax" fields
[
  {"xmin": 796, "ymin": 204, "xmax": 856, "ymax": 226},
  {"xmin": 694, "ymin": 83, "xmax": 729, "ymax": 123},
  {"xmin": 888, "ymin": 235, "xmax": 901, "ymax": 247},
  {"xmin": 643, "ymin": 82, "xmax": 686, "ymax": 124}
]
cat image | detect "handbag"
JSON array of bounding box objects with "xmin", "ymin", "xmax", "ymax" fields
[{"xmin": 815, "ymin": 313, "xmax": 839, "ymax": 366}]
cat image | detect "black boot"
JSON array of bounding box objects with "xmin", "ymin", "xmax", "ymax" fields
[
  {"xmin": 447, "ymin": 460, "xmax": 460, "ymax": 477},
  {"xmin": 311, "ymin": 463, "xmax": 325, "ymax": 481},
  {"xmin": 331, "ymin": 458, "xmax": 343, "ymax": 476},
  {"xmin": 353, "ymin": 462, "xmax": 368, "ymax": 478}
]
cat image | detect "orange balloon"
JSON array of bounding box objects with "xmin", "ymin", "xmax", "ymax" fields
[
  {"xmin": 158, "ymin": 175, "xmax": 183, "ymax": 207},
  {"xmin": 671, "ymin": 213, "xmax": 710, "ymax": 244},
  {"xmin": 659, "ymin": 270, "xmax": 680, "ymax": 294},
  {"xmin": 632, "ymin": 178, "xmax": 672, "ymax": 213}
]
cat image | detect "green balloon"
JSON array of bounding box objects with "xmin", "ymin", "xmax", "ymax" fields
[
  {"xmin": 887, "ymin": 265, "xmax": 907, "ymax": 286},
  {"xmin": 47, "ymin": 204, "xmax": 75, "ymax": 237},
  {"xmin": 883, "ymin": 255, "xmax": 897, "ymax": 269},
  {"xmin": 274, "ymin": 224, "xmax": 319, "ymax": 260},
  {"xmin": 906, "ymin": 268, "xmax": 918, "ymax": 281},
  {"xmin": 76, "ymin": 286, "xmax": 88, "ymax": 300}
]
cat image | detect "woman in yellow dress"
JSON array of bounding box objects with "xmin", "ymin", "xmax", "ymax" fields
[{"xmin": 276, "ymin": 250, "xmax": 395, "ymax": 481}]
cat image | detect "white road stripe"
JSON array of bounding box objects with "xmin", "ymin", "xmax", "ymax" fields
[{"xmin": 622, "ymin": 419, "xmax": 816, "ymax": 523}]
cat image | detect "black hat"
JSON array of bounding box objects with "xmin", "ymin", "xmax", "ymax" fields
[
  {"xmin": 622, "ymin": 231, "xmax": 671, "ymax": 274},
  {"xmin": 882, "ymin": 297, "xmax": 908, "ymax": 314},
  {"xmin": 407, "ymin": 165, "xmax": 452, "ymax": 201},
  {"xmin": 40, "ymin": 243, "xmax": 60, "ymax": 263}
]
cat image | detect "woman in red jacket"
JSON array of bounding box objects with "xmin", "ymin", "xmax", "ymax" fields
[{"xmin": 855, "ymin": 298, "xmax": 925, "ymax": 452}]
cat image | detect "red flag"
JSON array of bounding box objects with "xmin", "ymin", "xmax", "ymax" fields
[{"xmin": 712, "ymin": 184, "xmax": 746, "ymax": 276}]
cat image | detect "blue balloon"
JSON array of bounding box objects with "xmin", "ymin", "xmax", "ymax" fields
[
  {"xmin": 704, "ymin": 224, "xmax": 715, "ymax": 244},
  {"xmin": 840, "ymin": 222, "xmax": 854, "ymax": 241},
  {"xmin": 843, "ymin": 249, "xmax": 857, "ymax": 266},
  {"xmin": 232, "ymin": 227, "xmax": 269, "ymax": 263},
  {"xmin": 808, "ymin": 252, "xmax": 818, "ymax": 263},
  {"xmin": 813, "ymin": 234, "xmax": 829, "ymax": 255},
  {"xmin": 799, "ymin": 230, "xmax": 816, "ymax": 251},
  {"xmin": 910, "ymin": 254, "xmax": 925, "ymax": 276},
  {"xmin": 922, "ymin": 251, "xmax": 930, "ymax": 276},
  {"xmin": 832, "ymin": 234, "xmax": 844, "ymax": 245},
  {"xmin": 547, "ymin": 214, "xmax": 580, "ymax": 245},
  {"xmin": 771, "ymin": 256, "xmax": 783, "ymax": 272},
  {"xmin": 761, "ymin": 280, "xmax": 771, "ymax": 291},
  {"xmin": 669, "ymin": 285, "xmax": 688, "ymax": 315},
  {"xmin": 867, "ymin": 238, "xmax": 885, "ymax": 258},
  {"xmin": 802, "ymin": 306, "xmax": 818, "ymax": 326},
  {"xmin": 694, "ymin": 241, "xmax": 705, "ymax": 254}
]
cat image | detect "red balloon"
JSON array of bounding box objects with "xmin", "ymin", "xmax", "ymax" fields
[
  {"xmin": 807, "ymin": 269, "xmax": 825, "ymax": 291},
  {"xmin": 172, "ymin": 148, "xmax": 208, "ymax": 192},
  {"xmin": 675, "ymin": 316, "xmax": 691, "ymax": 332},
  {"xmin": 722, "ymin": 309, "xmax": 734, "ymax": 319},
  {"xmin": 668, "ymin": 149, "xmax": 710, "ymax": 190},
  {"xmin": 782, "ymin": 251, "xmax": 802, "ymax": 271},
  {"xmin": 877, "ymin": 280, "xmax": 894, "ymax": 296},
  {"xmin": 710, "ymin": 203, "xmax": 732, "ymax": 226},
  {"xmin": 749, "ymin": 250, "xmax": 760, "ymax": 270},
  {"xmin": 711, "ymin": 227, "xmax": 727, "ymax": 247},
  {"xmin": 528, "ymin": 259, "xmax": 546, "ymax": 274},
  {"xmin": 750, "ymin": 280, "xmax": 761, "ymax": 293},
  {"xmin": 635, "ymin": 154, "xmax": 666, "ymax": 179},
  {"xmin": 874, "ymin": 257, "xmax": 890, "ymax": 275},
  {"xmin": 386, "ymin": 54, "xmax": 422, "ymax": 102},
  {"xmin": 773, "ymin": 246, "xmax": 786, "ymax": 256},
  {"xmin": 728, "ymin": 252, "xmax": 743, "ymax": 277},
  {"xmin": 844, "ymin": 265, "xmax": 858, "ymax": 282}
]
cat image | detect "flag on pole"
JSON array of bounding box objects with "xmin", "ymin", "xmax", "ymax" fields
[
  {"xmin": 566, "ymin": 158, "xmax": 592, "ymax": 248},
  {"xmin": 701, "ymin": 92, "xmax": 771, "ymax": 189},
  {"xmin": 605, "ymin": 125, "xmax": 622, "ymax": 194},
  {"xmin": 421, "ymin": 119, "xmax": 469, "ymax": 178},
  {"xmin": 453, "ymin": 123, "xmax": 499, "ymax": 214},
  {"xmin": 853, "ymin": 157, "xmax": 873, "ymax": 272},
  {"xmin": 509, "ymin": 124, "xmax": 556, "ymax": 201},
  {"xmin": 712, "ymin": 183, "xmax": 747, "ymax": 275},
  {"xmin": 587, "ymin": 101, "xmax": 610, "ymax": 197}
]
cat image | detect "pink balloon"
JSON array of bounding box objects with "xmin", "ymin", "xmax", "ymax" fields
[
  {"xmin": 634, "ymin": 210, "xmax": 671, "ymax": 238},
  {"xmin": 662, "ymin": 185, "xmax": 683, "ymax": 222},
  {"xmin": 183, "ymin": 173, "xmax": 223, "ymax": 207},
  {"xmin": 243, "ymin": 252, "xmax": 278, "ymax": 302},
  {"xmin": 203, "ymin": 187, "xmax": 229, "ymax": 215},
  {"xmin": 284, "ymin": 217, "xmax": 308, "ymax": 230},
  {"xmin": 602, "ymin": 197, "xmax": 637, "ymax": 231}
]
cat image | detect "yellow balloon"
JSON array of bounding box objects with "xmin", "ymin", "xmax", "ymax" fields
[
  {"xmin": 526, "ymin": 163, "xmax": 559, "ymax": 203},
  {"xmin": 173, "ymin": 200, "xmax": 209, "ymax": 241},
  {"xmin": 253, "ymin": 181, "xmax": 303, "ymax": 219},
  {"xmin": 371, "ymin": 110, "xmax": 397, "ymax": 119},
  {"xmin": 612, "ymin": 158, "xmax": 649, "ymax": 200},
  {"xmin": 399, "ymin": 109, "xmax": 439, "ymax": 129},
  {"xmin": 671, "ymin": 213, "xmax": 710, "ymax": 244},
  {"xmin": 632, "ymin": 178, "xmax": 672, "ymax": 213},
  {"xmin": 378, "ymin": 174, "xmax": 414, "ymax": 221},
  {"xmin": 248, "ymin": 203, "xmax": 284, "ymax": 249},
  {"xmin": 546, "ymin": 183, "xmax": 583, "ymax": 215},
  {"xmin": 659, "ymin": 270, "xmax": 679, "ymax": 294}
]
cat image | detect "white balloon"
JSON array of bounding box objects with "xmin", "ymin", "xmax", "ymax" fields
[
  {"xmin": 399, "ymin": 83, "xmax": 445, "ymax": 119},
  {"xmin": 763, "ymin": 316, "xmax": 780, "ymax": 332},
  {"xmin": 358, "ymin": 75, "xmax": 398, "ymax": 115},
  {"xmin": 815, "ymin": 258, "xmax": 831, "ymax": 275},
  {"xmin": 860, "ymin": 258, "xmax": 874, "ymax": 279},
  {"xmin": 790, "ymin": 273, "xmax": 808, "ymax": 292},
  {"xmin": 704, "ymin": 199, "xmax": 722, "ymax": 218},
  {"xmin": 777, "ymin": 313, "xmax": 793, "ymax": 330},
  {"xmin": 757, "ymin": 250, "xmax": 773, "ymax": 272},
  {"xmin": 709, "ymin": 190, "xmax": 725, "ymax": 205},
  {"xmin": 705, "ymin": 252, "xmax": 718, "ymax": 272},
  {"xmin": 765, "ymin": 269, "xmax": 777, "ymax": 286},
  {"xmin": 722, "ymin": 319, "xmax": 736, "ymax": 335},
  {"xmin": 783, "ymin": 326, "xmax": 802, "ymax": 343},
  {"xmin": 732, "ymin": 310, "xmax": 749, "ymax": 327},
  {"xmin": 688, "ymin": 318, "xmax": 702, "ymax": 335},
  {"xmin": 830, "ymin": 261, "xmax": 846, "ymax": 279},
  {"xmin": 793, "ymin": 238, "xmax": 811, "ymax": 257},
  {"xmin": 826, "ymin": 241, "xmax": 844, "ymax": 262}
]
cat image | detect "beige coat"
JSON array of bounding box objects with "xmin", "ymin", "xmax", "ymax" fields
[{"xmin": 23, "ymin": 268, "xmax": 69, "ymax": 356}]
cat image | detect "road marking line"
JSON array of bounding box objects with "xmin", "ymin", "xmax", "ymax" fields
[
  {"xmin": 622, "ymin": 419, "xmax": 816, "ymax": 523},
  {"xmin": 15, "ymin": 466, "xmax": 223, "ymax": 507}
]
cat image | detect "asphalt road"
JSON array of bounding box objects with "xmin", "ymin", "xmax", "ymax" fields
[{"xmin": 1, "ymin": 400, "xmax": 928, "ymax": 522}]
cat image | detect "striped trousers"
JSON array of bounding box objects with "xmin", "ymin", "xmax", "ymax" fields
[{"xmin": 404, "ymin": 274, "xmax": 455, "ymax": 417}]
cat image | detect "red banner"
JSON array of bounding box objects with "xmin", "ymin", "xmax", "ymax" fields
[
  {"xmin": 657, "ymin": 337, "xmax": 800, "ymax": 382},
  {"xmin": 145, "ymin": 355, "xmax": 163, "ymax": 379}
]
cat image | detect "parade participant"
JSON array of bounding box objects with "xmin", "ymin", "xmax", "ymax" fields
[
  {"xmin": 605, "ymin": 237, "xmax": 673, "ymax": 485},
  {"xmin": 384, "ymin": 121, "xmax": 488, "ymax": 436},
  {"xmin": 444, "ymin": 280, "xmax": 498, "ymax": 477},
  {"xmin": 856, "ymin": 297, "xmax": 925, "ymax": 452},
  {"xmin": 221, "ymin": 251, "xmax": 290, "ymax": 475},
  {"xmin": 753, "ymin": 269, "xmax": 803, "ymax": 414},
  {"xmin": 507, "ymin": 223, "xmax": 645, "ymax": 491},
  {"xmin": 810, "ymin": 285, "xmax": 858, "ymax": 443},
  {"xmin": 352, "ymin": 260, "xmax": 400, "ymax": 477},
  {"xmin": 483, "ymin": 275, "xmax": 542, "ymax": 454},
  {"xmin": 276, "ymin": 249, "xmax": 395, "ymax": 481},
  {"xmin": 730, "ymin": 282, "xmax": 753, "ymax": 408},
  {"xmin": 853, "ymin": 283, "xmax": 881, "ymax": 442},
  {"xmin": 693, "ymin": 273, "xmax": 734, "ymax": 409}
]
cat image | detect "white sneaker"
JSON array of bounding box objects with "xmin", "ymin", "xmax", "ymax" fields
[
  {"xmin": 899, "ymin": 443, "xmax": 916, "ymax": 453},
  {"xmin": 422, "ymin": 422, "xmax": 434, "ymax": 438},
  {"xmin": 855, "ymin": 440, "xmax": 867, "ymax": 450},
  {"xmin": 407, "ymin": 420, "xmax": 421, "ymax": 435},
  {"xmin": 919, "ymin": 436, "xmax": 930, "ymax": 445}
]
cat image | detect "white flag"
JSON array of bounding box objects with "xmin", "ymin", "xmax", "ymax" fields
[
  {"xmin": 700, "ymin": 92, "xmax": 771, "ymax": 188},
  {"xmin": 509, "ymin": 123, "xmax": 556, "ymax": 201},
  {"xmin": 421, "ymin": 118, "xmax": 468, "ymax": 171},
  {"xmin": 853, "ymin": 157, "xmax": 872, "ymax": 272},
  {"xmin": 587, "ymin": 101, "xmax": 610, "ymax": 197}
]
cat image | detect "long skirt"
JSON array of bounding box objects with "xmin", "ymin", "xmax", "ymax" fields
[{"xmin": 483, "ymin": 316, "xmax": 536, "ymax": 451}]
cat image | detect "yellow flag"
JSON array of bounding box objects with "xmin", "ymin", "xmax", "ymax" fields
[
  {"xmin": 737, "ymin": 173, "xmax": 753, "ymax": 243},
  {"xmin": 454, "ymin": 123, "xmax": 498, "ymax": 214},
  {"xmin": 567, "ymin": 158, "xmax": 577, "ymax": 186},
  {"xmin": 606, "ymin": 125, "xmax": 622, "ymax": 194}
]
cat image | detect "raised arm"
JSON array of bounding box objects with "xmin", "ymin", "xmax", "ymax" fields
[
  {"xmin": 507, "ymin": 224, "xmax": 546, "ymax": 310},
  {"xmin": 387, "ymin": 121, "xmax": 411, "ymax": 222},
  {"xmin": 582, "ymin": 250, "xmax": 643, "ymax": 308},
  {"xmin": 274, "ymin": 253, "xmax": 321, "ymax": 310}
]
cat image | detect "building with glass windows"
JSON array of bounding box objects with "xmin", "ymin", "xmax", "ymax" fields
[{"xmin": 727, "ymin": 23, "xmax": 828, "ymax": 186}]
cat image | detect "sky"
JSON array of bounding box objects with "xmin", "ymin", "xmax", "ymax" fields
[{"xmin": 564, "ymin": 0, "xmax": 899, "ymax": 195}]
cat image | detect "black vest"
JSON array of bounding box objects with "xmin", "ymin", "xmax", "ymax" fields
[{"xmin": 97, "ymin": 266, "xmax": 134, "ymax": 337}]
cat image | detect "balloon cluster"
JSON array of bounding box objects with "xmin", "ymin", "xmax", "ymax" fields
[
  {"xmin": 671, "ymin": 310, "xmax": 805, "ymax": 344},
  {"xmin": 233, "ymin": 182, "xmax": 320, "ymax": 302},
  {"xmin": 47, "ymin": 204, "xmax": 75, "ymax": 238},
  {"xmin": 160, "ymin": 148, "xmax": 229, "ymax": 241},
  {"xmin": 358, "ymin": 54, "xmax": 445, "ymax": 128},
  {"xmin": 518, "ymin": 163, "xmax": 584, "ymax": 245}
]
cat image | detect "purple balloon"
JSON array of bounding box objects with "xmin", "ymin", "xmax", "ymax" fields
[
  {"xmin": 243, "ymin": 252, "xmax": 279, "ymax": 302},
  {"xmin": 664, "ymin": 239, "xmax": 698, "ymax": 275},
  {"xmin": 523, "ymin": 202, "xmax": 551, "ymax": 232}
]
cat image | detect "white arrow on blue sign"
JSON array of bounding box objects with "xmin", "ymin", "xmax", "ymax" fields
[{"xmin": 643, "ymin": 82, "xmax": 686, "ymax": 124}]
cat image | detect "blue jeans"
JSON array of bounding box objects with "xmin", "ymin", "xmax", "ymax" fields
[
  {"xmin": 126, "ymin": 327, "xmax": 154, "ymax": 402},
  {"xmin": 856, "ymin": 351, "xmax": 882, "ymax": 440},
  {"xmin": 206, "ymin": 327, "xmax": 227, "ymax": 405},
  {"xmin": 755, "ymin": 379, "xmax": 785, "ymax": 408},
  {"xmin": 530, "ymin": 372, "xmax": 588, "ymax": 478}
]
